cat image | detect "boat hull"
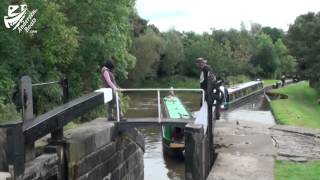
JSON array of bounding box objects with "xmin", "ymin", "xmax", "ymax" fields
[{"xmin": 162, "ymin": 136, "xmax": 184, "ymax": 158}]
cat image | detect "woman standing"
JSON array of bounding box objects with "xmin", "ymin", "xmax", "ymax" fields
[{"xmin": 101, "ymin": 59, "xmax": 126, "ymax": 121}]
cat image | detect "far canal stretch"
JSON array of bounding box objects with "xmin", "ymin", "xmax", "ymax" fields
[
  {"xmin": 124, "ymin": 91, "xmax": 275, "ymax": 180},
  {"xmin": 221, "ymin": 94, "xmax": 276, "ymax": 125}
]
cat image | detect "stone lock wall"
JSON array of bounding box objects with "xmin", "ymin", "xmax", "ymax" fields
[
  {"xmin": 0, "ymin": 118, "xmax": 145, "ymax": 180},
  {"xmin": 185, "ymin": 123, "xmax": 212, "ymax": 180},
  {"xmin": 64, "ymin": 118, "xmax": 144, "ymax": 180}
]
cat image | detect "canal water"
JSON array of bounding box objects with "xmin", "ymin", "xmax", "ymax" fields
[{"xmin": 124, "ymin": 91, "xmax": 275, "ymax": 180}]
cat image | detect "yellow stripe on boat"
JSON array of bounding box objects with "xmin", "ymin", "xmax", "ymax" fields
[{"xmin": 169, "ymin": 143, "xmax": 185, "ymax": 148}]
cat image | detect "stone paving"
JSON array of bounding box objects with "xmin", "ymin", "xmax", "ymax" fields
[{"xmin": 207, "ymin": 120, "xmax": 320, "ymax": 180}]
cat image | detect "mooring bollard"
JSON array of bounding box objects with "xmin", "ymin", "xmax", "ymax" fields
[{"xmin": 185, "ymin": 123, "xmax": 205, "ymax": 180}]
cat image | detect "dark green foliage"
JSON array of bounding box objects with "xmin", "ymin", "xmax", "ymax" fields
[
  {"xmin": 0, "ymin": 0, "xmax": 79, "ymax": 120},
  {"xmin": 181, "ymin": 32, "xmax": 221, "ymax": 77},
  {"xmin": 181, "ymin": 29, "xmax": 256, "ymax": 79},
  {"xmin": 262, "ymin": 27, "xmax": 285, "ymax": 42},
  {"xmin": 250, "ymin": 33, "xmax": 279, "ymax": 77},
  {"xmin": 158, "ymin": 30, "xmax": 184, "ymax": 77},
  {"xmin": 286, "ymin": 12, "xmax": 320, "ymax": 89},
  {"xmin": 52, "ymin": 0, "xmax": 136, "ymax": 88},
  {"xmin": 274, "ymin": 39, "xmax": 297, "ymax": 77},
  {"xmin": 211, "ymin": 29, "xmax": 255, "ymax": 76},
  {"xmin": 1, "ymin": 1, "xmax": 309, "ymax": 123},
  {"xmin": 0, "ymin": 0, "xmax": 136, "ymax": 121},
  {"xmin": 128, "ymin": 28, "xmax": 165, "ymax": 86},
  {"xmin": 130, "ymin": 15, "xmax": 148, "ymax": 37},
  {"xmin": 250, "ymin": 33, "xmax": 296, "ymax": 78}
]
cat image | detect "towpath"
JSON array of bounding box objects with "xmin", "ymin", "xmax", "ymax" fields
[{"xmin": 207, "ymin": 120, "xmax": 320, "ymax": 180}]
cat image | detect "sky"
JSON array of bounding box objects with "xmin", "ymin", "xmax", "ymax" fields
[{"xmin": 136, "ymin": 0, "xmax": 320, "ymax": 33}]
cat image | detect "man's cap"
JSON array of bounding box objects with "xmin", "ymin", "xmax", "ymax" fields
[{"xmin": 195, "ymin": 57, "xmax": 207, "ymax": 63}]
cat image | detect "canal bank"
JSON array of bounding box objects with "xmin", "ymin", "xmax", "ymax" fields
[
  {"xmin": 208, "ymin": 120, "xmax": 320, "ymax": 180},
  {"xmin": 267, "ymin": 81, "xmax": 320, "ymax": 129},
  {"xmin": 265, "ymin": 81, "xmax": 320, "ymax": 180},
  {"xmin": 208, "ymin": 83, "xmax": 320, "ymax": 180}
]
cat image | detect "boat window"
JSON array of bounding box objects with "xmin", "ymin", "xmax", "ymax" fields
[
  {"xmin": 241, "ymin": 89, "xmax": 245, "ymax": 96},
  {"xmin": 253, "ymin": 85, "xmax": 257, "ymax": 91},
  {"xmin": 235, "ymin": 91, "xmax": 240, "ymax": 98},
  {"xmin": 229, "ymin": 94, "xmax": 234, "ymax": 101}
]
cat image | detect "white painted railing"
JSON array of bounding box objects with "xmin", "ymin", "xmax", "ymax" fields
[{"xmin": 0, "ymin": 172, "xmax": 11, "ymax": 179}]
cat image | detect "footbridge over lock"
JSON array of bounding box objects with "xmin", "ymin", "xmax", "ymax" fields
[{"xmin": 0, "ymin": 76, "xmax": 216, "ymax": 180}]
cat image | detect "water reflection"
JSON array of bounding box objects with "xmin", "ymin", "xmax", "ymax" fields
[
  {"xmin": 163, "ymin": 155, "xmax": 185, "ymax": 180},
  {"xmin": 140, "ymin": 128, "xmax": 185, "ymax": 180}
]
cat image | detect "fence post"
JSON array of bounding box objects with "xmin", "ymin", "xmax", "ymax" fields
[
  {"xmin": 51, "ymin": 78, "xmax": 69, "ymax": 142},
  {"xmin": 61, "ymin": 78, "xmax": 69, "ymax": 103},
  {"xmin": 6, "ymin": 122, "xmax": 25, "ymax": 179},
  {"xmin": 185, "ymin": 123, "xmax": 205, "ymax": 180},
  {"xmin": 19, "ymin": 76, "xmax": 35, "ymax": 162}
]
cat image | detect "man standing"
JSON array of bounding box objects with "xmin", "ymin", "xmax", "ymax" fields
[
  {"xmin": 101, "ymin": 59, "xmax": 126, "ymax": 121},
  {"xmin": 196, "ymin": 58, "xmax": 211, "ymax": 90},
  {"xmin": 195, "ymin": 57, "xmax": 221, "ymax": 120},
  {"xmin": 281, "ymin": 75, "xmax": 286, "ymax": 87},
  {"xmin": 195, "ymin": 57, "xmax": 215, "ymax": 103}
]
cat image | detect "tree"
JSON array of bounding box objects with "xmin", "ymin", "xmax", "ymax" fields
[
  {"xmin": 158, "ymin": 30, "xmax": 184, "ymax": 77},
  {"xmin": 286, "ymin": 12, "xmax": 320, "ymax": 89},
  {"xmin": 262, "ymin": 27, "xmax": 285, "ymax": 42},
  {"xmin": 274, "ymin": 39, "xmax": 296, "ymax": 77},
  {"xmin": 0, "ymin": 0, "xmax": 79, "ymax": 117},
  {"xmin": 181, "ymin": 32, "xmax": 224, "ymax": 77},
  {"xmin": 250, "ymin": 33, "xmax": 279, "ymax": 77},
  {"xmin": 130, "ymin": 14, "xmax": 148, "ymax": 37},
  {"xmin": 54, "ymin": 0, "xmax": 136, "ymax": 86},
  {"xmin": 0, "ymin": 0, "xmax": 137, "ymax": 120},
  {"xmin": 211, "ymin": 29, "xmax": 256, "ymax": 76},
  {"xmin": 128, "ymin": 28, "xmax": 165, "ymax": 85}
]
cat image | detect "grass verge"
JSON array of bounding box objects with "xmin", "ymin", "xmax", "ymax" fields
[
  {"xmin": 270, "ymin": 81, "xmax": 320, "ymax": 128},
  {"xmin": 263, "ymin": 79, "xmax": 278, "ymax": 87},
  {"xmin": 64, "ymin": 121, "xmax": 80, "ymax": 131},
  {"xmin": 0, "ymin": 103, "xmax": 20, "ymax": 124},
  {"xmin": 227, "ymin": 75, "xmax": 251, "ymax": 86},
  {"xmin": 275, "ymin": 160, "xmax": 320, "ymax": 180}
]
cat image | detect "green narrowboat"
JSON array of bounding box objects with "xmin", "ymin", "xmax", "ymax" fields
[{"xmin": 161, "ymin": 95, "xmax": 193, "ymax": 157}]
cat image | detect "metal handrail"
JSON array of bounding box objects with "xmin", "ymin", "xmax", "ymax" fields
[
  {"xmin": 115, "ymin": 88, "xmax": 205, "ymax": 122},
  {"xmin": 32, "ymin": 81, "xmax": 60, "ymax": 87}
]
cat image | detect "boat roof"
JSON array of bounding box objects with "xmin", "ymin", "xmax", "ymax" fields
[
  {"xmin": 163, "ymin": 96, "xmax": 191, "ymax": 119},
  {"xmin": 228, "ymin": 81, "xmax": 262, "ymax": 93}
]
